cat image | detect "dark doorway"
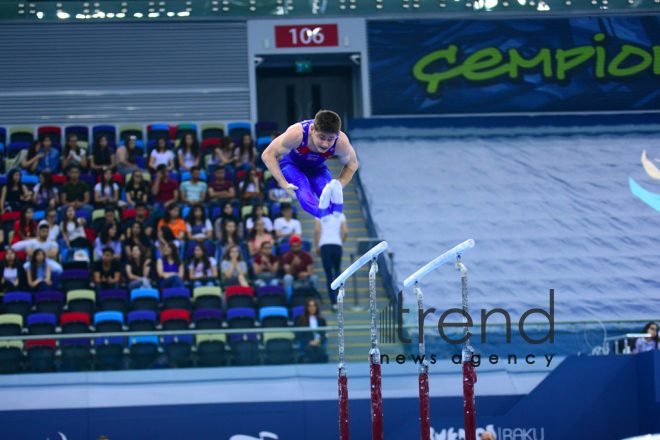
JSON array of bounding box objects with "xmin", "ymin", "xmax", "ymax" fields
[{"xmin": 256, "ymin": 54, "xmax": 360, "ymax": 134}]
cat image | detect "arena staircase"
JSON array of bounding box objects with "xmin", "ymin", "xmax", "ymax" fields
[{"xmin": 294, "ymin": 158, "xmax": 405, "ymax": 363}]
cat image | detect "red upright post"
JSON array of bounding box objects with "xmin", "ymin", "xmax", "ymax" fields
[
  {"xmin": 339, "ymin": 374, "xmax": 350, "ymax": 440},
  {"xmin": 419, "ymin": 370, "xmax": 430, "ymax": 440},
  {"xmin": 462, "ymin": 360, "xmax": 477, "ymax": 440},
  {"xmin": 369, "ymin": 259, "xmax": 383, "ymax": 440}
]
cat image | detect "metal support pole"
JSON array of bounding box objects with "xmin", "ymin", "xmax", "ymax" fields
[
  {"xmin": 338, "ymin": 285, "xmax": 350, "ymax": 440},
  {"xmin": 415, "ymin": 282, "xmax": 431, "ymax": 440},
  {"xmin": 350, "ymin": 253, "xmax": 362, "ymax": 311},
  {"xmin": 456, "ymin": 256, "xmax": 476, "ymax": 440},
  {"xmin": 369, "ymin": 258, "xmax": 383, "ymax": 440}
]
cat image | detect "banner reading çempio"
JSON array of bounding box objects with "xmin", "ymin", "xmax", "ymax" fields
[{"xmin": 367, "ymin": 17, "xmax": 660, "ymax": 115}]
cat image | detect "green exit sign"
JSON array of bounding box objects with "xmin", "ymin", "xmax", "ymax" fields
[{"xmin": 295, "ymin": 61, "xmax": 312, "ymax": 73}]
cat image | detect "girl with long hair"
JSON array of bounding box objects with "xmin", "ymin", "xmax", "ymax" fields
[
  {"xmin": 94, "ymin": 168, "xmax": 120, "ymax": 207},
  {"xmin": 221, "ymin": 244, "xmax": 248, "ymax": 287},
  {"xmin": 211, "ymin": 137, "xmax": 236, "ymax": 170},
  {"xmin": 126, "ymin": 244, "xmax": 152, "ymax": 290},
  {"xmin": 177, "ymin": 133, "xmax": 201, "ymax": 172},
  {"xmin": 247, "ymin": 219, "xmax": 274, "ymax": 257},
  {"xmin": 234, "ymin": 134, "xmax": 257, "ymax": 171},
  {"xmin": 60, "ymin": 205, "xmax": 93, "ymax": 255},
  {"xmin": 124, "ymin": 221, "xmax": 152, "ymax": 260},
  {"xmin": 295, "ymin": 297, "xmax": 328, "ymax": 363},
  {"xmin": 157, "ymin": 241, "xmax": 185, "ymax": 288},
  {"xmin": 188, "ymin": 244, "xmax": 218, "ymax": 287},
  {"xmin": 31, "ymin": 170, "xmax": 59, "ymax": 210},
  {"xmin": 62, "ymin": 133, "xmax": 88, "ymax": 171},
  {"xmin": 94, "ymin": 223, "xmax": 121, "ymax": 260},
  {"xmin": 149, "ymin": 138, "xmax": 175, "ymax": 172},
  {"xmin": 11, "ymin": 205, "xmax": 37, "ymax": 246},
  {"xmin": 219, "ymin": 219, "xmax": 240, "ymax": 248},
  {"xmin": 0, "ymin": 248, "xmax": 27, "ymax": 293},
  {"xmin": 22, "ymin": 140, "xmax": 44, "ymax": 174},
  {"xmin": 27, "ymin": 249, "xmax": 52, "ymax": 292},
  {"xmin": 185, "ymin": 205, "xmax": 213, "ymax": 246},
  {"xmin": 90, "ymin": 134, "xmax": 116, "ymax": 174},
  {"xmin": 116, "ymin": 136, "xmax": 141, "ymax": 175},
  {"xmin": 238, "ymin": 167, "xmax": 264, "ymax": 204},
  {"xmin": 125, "ymin": 170, "xmax": 149, "ymax": 206},
  {"xmin": 634, "ymin": 322, "xmax": 659, "ymax": 353},
  {"xmin": 1, "ymin": 169, "xmax": 31, "ymax": 214},
  {"xmin": 246, "ymin": 204, "xmax": 273, "ymax": 234}
]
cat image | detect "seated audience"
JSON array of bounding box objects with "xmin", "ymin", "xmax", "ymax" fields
[
  {"xmin": 60, "ymin": 205, "xmax": 93, "ymax": 255},
  {"xmin": 13, "ymin": 221, "xmax": 62, "ymax": 274},
  {"xmin": 22, "ymin": 140, "xmax": 46, "ymax": 174},
  {"xmin": 157, "ymin": 241, "xmax": 185, "ymax": 288},
  {"xmin": 210, "ymin": 136, "xmax": 236, "ymax": 170},
  {"xmin": 36, "ymin": 136, "xmax": 60, "ymax": 173},
  {"xmin": 213, "ymin": 202, "xmax": 242, "ymax": 241},
  {"xmin": 269, "ymin": 180, "xmax": 292, "ymax": 204},
  {"xmin": 246, "ymin": 204, "xmax": 273, "ymax": 234},
  {"xmin": 238, "ymin": 167, "xmax": 265, "ymax": 204},
  {"xmin": 1, "ymin": 169, "xmax": 31, "ymax": 214},
  {"xmin": 180, "ymin": 166, "xmax": 207, "ymax": 206},
  {"xmin": 32, "ymin": 171, "xmax": 59, "ymax": 211},
  {"xmin": 177, "ymin": 133, "xmax": 201, "ymax": 173},
  {"xmin": 149, "ymin": 138, "xmax": 175, "ymax": 173},
  {"xmin": 62, "ymin": 133, "xmax": 88, "ymax": 172},
  {"xmin": 188, "ymin": 244, "xmax": 218, "ymax": 287},
  {"xmin": 124, "ymin": 221, "xmax": 153, "ymax": 260},
  {"xmin": 634, "ymin": 322, "xmax": 659, "ymax": 353},
  {"xmin": 158, "ymin": 204, "xmax": 186, "ymax": 242},
  {"xmin": 274, "ymin": 203, "xmax": 301, "ymax": 241},
  {"xmin": 126, "ymin": 202, "xmax": 153, "ymax": 238},
  {"xmin": 295, "ymin": 298, "xmax": 328, "ymax": 363},
  {"xmin": 234, "ymin": 134, "xmax": 257, "ymax": 171},
  {"xmin": 0, "ymin": 249, "xmax": 27, "ymax": 293},
  {"xmin": 252, "ymin": 241, "xmax": 280, "ymax": 287},
  {"xmin": 94, "ymin": 168, "xmax": 120, "ymax": 208},
  {"xmin": 219, "ymin": 219, "xmax": 240, "ymax": 249},
  {"xmin": 93, "ymin": 247, "xmax": 122, "ymax": 292},
  {"xmin": 282, "ymin": 235, "xmax": 318, "ymax": 296},
  {"xmin": 152, "ymin": 164, "xmax": 179, "ymax": 209},
  {"xmin": 11, "ymin": 206, "xmax": 37, "ymax": 246},
  {"xmin": 185, "ymin": 205, "xmax": 213, "ymax": 247},
  {"xmin": 60, "ymin": 165, "xmax": 93, "ymax": 214},
  {"xmin": 26, "ymin": 248, "xmax": 52, "ymax": 292},
  {"xmin": 247, "ymin": 219, "xmax": 274, "ymax": 257},
  {"xmin": 156, "ymin": 225, "xmax": 182, "ymax": 251},
  {"xmin": 126, "ymin": 244, "xmax": 152, "ymax": 290},
  {"xmin": 43, "ymin": 208, "xmax": 60, "ymax": 243},
  {"xmin": 221, "ymin": 244, "xmax": 248, "ymax": 287},
  {"xmin": 94, "ymin": 223, "xmax": 122, "ymax": 261},
  {"xmin": 97, "ymin": 207, "xmax": 124, "ymax": 239},
  {"xmin": 125, "ymin": 171, "xmax": 149, "ymax": 207},
  {"xmin": 116, "ymin": 136, "xmax": 142, "ymax": 175},
  {"xmin": 90, "ymin": 134, "xmax": 116, "ymax": 175},
  {"xmin": 208, "ymin": 166, "xmax": 236, "ymax": 206}
]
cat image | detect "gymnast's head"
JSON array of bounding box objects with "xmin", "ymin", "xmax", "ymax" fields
[{"xmin": 311, "ymin": 110, "xmax": 341, "ymax": 151}]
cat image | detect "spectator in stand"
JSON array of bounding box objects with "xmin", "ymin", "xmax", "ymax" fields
[
  {"xmin": 158, "ymin": 204, "xmax": 186, "ymax": 242},
  {"xmin": 295, "ymin": 298, "xmax": 328, "ymax": 363},
  {"xmin": 125, "ymin": 170, "xmax": 149, "ymax": 207},
  {"xmin": 94, "ymin": 168, "xmax": 120, "ymax": 208},
  {"xmin": 188, "ymin": 244, "xmax": 218, "ymax": 287},
  {"xmin": 149, "ymin": 138, "xmax": 175, "ymax": 173},
  {"xmin": 36, "ymin": 136, "xmax": 60, "ymax": 174},
  {"xmin": 152, "ymin": 164, "xmax": 179, "ymax": 209},
  {"xmin": 247, "ymin": 219, "xmax": 274, "ymax": 257},
  {"xmin": 93, "ymin": 247, "xmax": 122, "ymax": 292},
  {"xmin": 246, "ymin": 204, "xmax": 273, "ymax": 234},
  {"xmin": 219, "ymin": 219, "xmax": 240, "ymax": 249},
  {"xmin": 31, "ymin": 171, "xmax": 58, "ymax": 211},
  {"xmin": 1, "ymin": 169, "xmax": 31, "ymax": 214},
  {"xmin": 234, "ymin": 134, "xmax": 258, "ymax": 171},
  {"xmin": 315, "ymin": 213, "xmax": 348, "ymax": 310},
  {"xmin": 269, "ymin": 179, "xmax": 292, "ymax": 205},
  {"xmin": 214, "ymin": 202, "xmax": 242, "ymax": 242},
  {"xmin": 94, "ymin": 223, "xmax": 122, "ymax": 261},
  {"xmin": 26, "ymin": 249, "xmax": 52, "ymax": 292},
  {"xmin": 221, "ymin": 244, "xmax": 249, "ymax": 287},
  {"xmin": 60, "ymin": 205, "xmax": 93, "ymax": 256},
  {"xmin": 22, "ymin": 140, "xmax": 46, "ymax": 174},
  {"xmin": 180, "ymin": 166, "xmax": 207, "ymax": 207},
  {"xmin": 210, "ymin": 137, "xmax": 236, "ymax": 171},
  {"xmin": 238, "ymin": 167, "xmax": 265, "ymax": 205},
  {"xmin": 177, "ymin": 133, "xmax": 201, "ymax": 173},
  {"xmin": 124, "ymin": 221, "xmax": 153, "ymax": 260},
  {"xmin": 43, "ymin": 209, "xmax": 60, "ymax": 243},
  {"xmin": 60, "ymin": 165, "xmax": 93, "ymax": 215},
  {"xmin": 0, "ymin": 248, "xmax": 27, "ymax": 293},
  {"xmin": 185, "ymin": 205, "xmax": 213, "ymax": 247},
  {"xmin": 208, "ymin": 167, "xmax": 236, "ymax": 208},
  {"xmin": 252, "ymin": 241, "xmax": 280, "ymax": 287},
  {"xmin": 156, "ymin": 225, "xmax": 182, "ymax": 251},
  {"xmin": 116, "ymin": 136, "xmax": 141, "ymax": 176},
  {"xmin": 127, "ymin": 202, "xmax": 152, "ymax": 238},
  {"xmin": 126, "ymin": 244, "xmax": 152, "ymax": 290},
  {"xmin": 157, "ymin": 241, "xmax": 185, "ymax": 288},
  {"xmin": 11, "ymin": 205, "xmax": 37, "ymax": 246},
  {"xmin": 634, "ymin": 322, "xmax": 659, "ymax": 354},
  {"xmin": 90, "ymin": 134, "xmax": 116, "ymax": 175},
  {"xmin": 13, "ymin": 221, "xmax": 62, "ymax": 275},
  {"xmin": 282, "ymin": 235, "xmax": 318, "ymax": 296},
  {"xmin": 97, "ymin": 207, "xmax": 124, "ymax": 239},
  {"xmin": 62, "ymin": 134, "xmax": 88, "ymax": 172},
  {"xmin": 274, "ymin": 203, "xmax": 301, "ymax": 242}
]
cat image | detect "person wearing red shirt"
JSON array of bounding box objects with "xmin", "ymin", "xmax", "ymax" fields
[
  {"xmin": 282, "ymin": 235, "xmax": 318, "ymax": 299},
  {"xmin": 11, "ymin": 206, "xmax": 37, "ymax": 246},
  {"xmin": 151, "ymin": 164, "xmax": 179, "ymax": 209}
]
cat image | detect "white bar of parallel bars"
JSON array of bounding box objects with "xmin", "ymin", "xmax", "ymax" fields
[
  {"xmin": 403, "ymin": 239, "xmax": 475, "ymax": 287},
  {"xmin": 331, "ymin": 241, "xmax": 388, "ymax": 290}
]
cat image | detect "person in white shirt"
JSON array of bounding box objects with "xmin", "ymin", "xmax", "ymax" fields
[
  {"xmin": 148, "ymin": 138, "xmax": 175, "ymax": 172},
  {"xmin": 273, "ymin": 203, "xmax": 302, "ymax": 242},
  {"xmin": 12, "ymin": 221, "xmax": 63, "ymax": 275},
  {"xmin": 314, "ymin": 213, "xmax": 348, "ymax": 310}
]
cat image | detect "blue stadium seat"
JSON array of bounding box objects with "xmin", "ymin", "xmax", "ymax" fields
[
  {"xmin": 93, "ymin": 125, "xmax": 117, "ymax": 143},
  {"xmin": 130, "ymin": 288, "xmax": 159, "ymax": 312},
  {"xmin": 127, "ymin": 310, "xmax": 157, "ymax": 332},
  {"xmin": 162, "ymin": 288, "xmax": 191, "ymax": 311},
  {"xmin": 7, "ymin": 142, "xmax": 29, "ymax": 159},
  {"xmin": 26, "ymin": 313, "xmax": 57, "ymax": 335},
  {"xmin": 228, "ymin": 122, "xmax": 252, "ymax": 139},
  {"xmin": 259, "ymin": 306, "xmax": 289, "ymax": 328},
  {"xmin": 66, "ymin": 126, "xmax": 89, "ymax": 142}
]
